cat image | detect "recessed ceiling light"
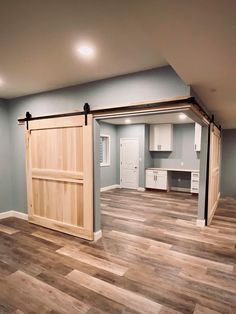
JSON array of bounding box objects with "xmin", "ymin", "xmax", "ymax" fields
[
  {"xmin": 125, "ymin": 118, "xmax": 131, "ymax": 124},
  {"xmin": 77, "ymin": 45, "xmax": 95, "ymax": 57},
  {"xmin": 179, "ymin": 113, "xmax": 187, "ymax": 120}
]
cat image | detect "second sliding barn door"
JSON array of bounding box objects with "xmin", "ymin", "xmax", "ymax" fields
[
  {"xmin": 207, "ymin": 123, "xmax": 221, "ymax": 225},
  {"xmin": 25, "ymin": 115, "xmax": 93, "ymax": 240}
]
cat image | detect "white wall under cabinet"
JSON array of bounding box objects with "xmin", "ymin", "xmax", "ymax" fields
[
  {"xmin": 194, "ymin": 123, "xmax": 202, "ymax": 151},
  {"xmin": 149, "ymin": 124, "xmax": 173, "ymax": 151},
  {"xmin": 145, "ymin": 170, "xmax": 168, "ymax": 190}
]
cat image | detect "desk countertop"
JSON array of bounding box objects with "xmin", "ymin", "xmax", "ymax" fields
[{"xmin": 146, "ymin": 168, "xmax": 199, "ymax": 172}]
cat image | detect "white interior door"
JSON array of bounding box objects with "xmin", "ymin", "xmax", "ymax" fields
[{"xmin": 120, "ymin": 138, "xmax": 139, "ymax": 189}]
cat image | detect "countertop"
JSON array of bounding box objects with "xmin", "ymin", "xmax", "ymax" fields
[{"xmin": 146, "ymin": 167, "xmax": 199, "ymax": 172}]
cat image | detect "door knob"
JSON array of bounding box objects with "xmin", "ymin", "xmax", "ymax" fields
[{"xmin": 134, "ymin": 166, "xmax": 138, "ymax": 169}]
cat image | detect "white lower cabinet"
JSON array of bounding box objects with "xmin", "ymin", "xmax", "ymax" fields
[
  {"xmin": 145, "ymin": 170, "xmax": 168, "ymax": 190},
  {"xmin": 146, "ymin": 171, "xmax": 156, "ymax": 189},
  {"xmin": 191, "ymin": 172, "xmax": 199, "ymax": 194},
  {"xmin": 146, "ymin": 169, "xmax": 199, "ymax": 193}
]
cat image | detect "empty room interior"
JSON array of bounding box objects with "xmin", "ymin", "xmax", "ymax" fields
[{"xmin": 0, "ymin": 1, "xmax": 236, "ymax": 314}]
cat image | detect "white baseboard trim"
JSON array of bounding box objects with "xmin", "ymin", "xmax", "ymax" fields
[
  {"xmin": 196, "ymin": 219, "xmax": 205, "ymax": 227},
  {"xmin": 171, "ymin": 187, "xmax": 191, "ymax": 193},
  {"xmin": 0, "ymin": 210, "xmax": 28, "ymax": 220},
  {"xmin": 137, "ymin": 187, "xmax": 146, "ymax": 192},
  {"xmin": 0, "ymin": 210, "xmax": 14, "ymax": 219},
  {"xmin": 0, "ymin": 210, "xmax": 103, "ymax": 240},
  {"xmin": 100, "ymin": 184, "xmax": 120, "ymax": 192},
  {"xmin": 93, "ymin": 230, "xmax": 102, "ymax": 241},
  {"xmin": 13, "ymin": 211, "xmax": 28, "ymax": 220}
]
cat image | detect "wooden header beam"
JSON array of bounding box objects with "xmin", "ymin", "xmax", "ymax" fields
[{"xmin": 17, "ymin": 96, "xmax": 214, "ymax": 126}]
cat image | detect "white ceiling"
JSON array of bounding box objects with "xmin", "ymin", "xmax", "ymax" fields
[
  {"xmin": 100, "ymin": 112, "xmax": 194, "ymax": 125},
  {"xmin": 0, "ymin": 0, "xmax": 235, "ymax": 128}
]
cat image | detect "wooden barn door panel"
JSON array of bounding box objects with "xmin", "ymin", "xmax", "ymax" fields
[
  {"xmin": 25, "ymin": 115, "xmax": 93, "ymax": 240},
  {"xmin": 207, "ymin": 123, "xmax": 220, "ymax": 225}
]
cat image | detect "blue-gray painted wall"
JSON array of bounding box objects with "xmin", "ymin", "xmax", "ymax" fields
[
  {"xmin": 6, "ymin": 66, "xmax": 190, "ymax": 214},
  {"xmin": 151, "ymin": 124, "xmax": 200, "ymax": 170},
  {"xmin": 100, "ymin": 122, "xmax": 118, "ymax": 188},
  {"xmin": 221, "ymin": 129, "xmax": 236, "ymax": 197},
  {"xmin": 0, "ymin": 99, "xmax": 13, "ymax": 212}
]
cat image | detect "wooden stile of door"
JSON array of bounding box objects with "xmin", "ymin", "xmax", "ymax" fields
[
  {"xmin": 25, "ymin": 114, "xmax": 94, "ymax": 240},
  {"xmin": 207, "ymin": 123, "xmax": 221, "ymax": 225}
]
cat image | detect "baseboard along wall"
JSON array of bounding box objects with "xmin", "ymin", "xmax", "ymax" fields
[
  {"xmin": 196, "ymin": 219, "xmax": 206, "ymax": 227},
  {"xmin": 100, "ymin": 184, "xmax": 120, "ymax": 192},
  {"xmin": 0, "ymin": 210, "xmax": 28, "ymax": 220},
  {"xmin": 101, "ymin": 185, "xmax": 146, "ymax": 192},
  {"xmin": 0, "ymin": 210, "xmax": 102, "ymax": 241}
]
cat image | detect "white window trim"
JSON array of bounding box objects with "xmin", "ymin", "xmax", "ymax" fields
[{"xmin": 100, "ymin": 134, "xmax": 111, "ymax": 167}]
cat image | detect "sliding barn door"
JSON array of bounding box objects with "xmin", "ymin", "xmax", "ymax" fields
[
  {"xmin": 25, "ymin": 115, "xmax": 94, "ymax": 240},
  {"xmin": 207, "ymin": 123, "xmax": 221, "ymax": 225}
]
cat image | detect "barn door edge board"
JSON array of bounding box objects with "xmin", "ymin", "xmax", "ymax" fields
[{"xmin": 207, "ymin": 123, "xmax": 221, "ymax": 226}]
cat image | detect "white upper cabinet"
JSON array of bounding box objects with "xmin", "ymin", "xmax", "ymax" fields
[
  {"xmin": 149, "ymin": 124, "xmax": 173, "ymax": 151},
  {"xmin": 194, "ymin": 123, "xmax": 202, "ymax": 151}
]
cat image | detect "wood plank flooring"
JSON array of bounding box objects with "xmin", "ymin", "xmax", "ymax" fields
[{"xmin": 0, "ymin": 189, "xmax": 236, "ymax": 313}]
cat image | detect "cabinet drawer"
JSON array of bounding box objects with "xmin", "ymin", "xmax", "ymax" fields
[
  {"xmin": 153, "ymin": 170, "xmax": 167, "ymax": 177},
  {"xmin": 191, "ymin": 171, "xmax": 199, "ymax": 194},
  {"xmin": 191, "ymin": 187, "xmax": 199, "ymax": 193},
  {"xmin": 191, "ymin": 181, "xmax": 199, "ymax": 189},
  {"xmin": 191, "ymin": 172, "xmax": 199, "ymax": 179}
]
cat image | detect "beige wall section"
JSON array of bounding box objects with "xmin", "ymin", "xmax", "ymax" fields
[{"xmin": 25, "ymin": 114, "xmax": 93, "ymax": 240}]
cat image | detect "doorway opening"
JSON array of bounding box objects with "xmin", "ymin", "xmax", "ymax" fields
[{"xmin": 94, "ymin": 107, "xmax": 208, "ymax": 235}]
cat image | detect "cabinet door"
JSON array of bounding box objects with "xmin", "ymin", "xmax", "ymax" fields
[
  {"xmin": 149, "ymin": 125, "xmax": 159, "ymax": 150},
  {"xmin": 194, "ymin": 123, "xmax": 202, "ymax": 151},
  {"xmin": 149, "ymin": 124, "xmax": 173, "ymax": 151},
  {"xmin": 159, "ymin": 124, "xmax": 173, "ymax": 151},
  {"xmin": 146, "ymin": 171, "xmax": 155, "ymax": 188},
  {"xmin": 156, "ymin": 171, "xmax": 168, "ymax": 190}
]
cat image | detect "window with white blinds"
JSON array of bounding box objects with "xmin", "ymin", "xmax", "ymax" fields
[{"xmin": 100, "ymin": 135, "xmax": 110, "ymax": 166}]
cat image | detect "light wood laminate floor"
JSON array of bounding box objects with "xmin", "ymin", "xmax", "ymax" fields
[{"xmin": 0, "ymin": 189, "xmax": 236, "ymax": 314}]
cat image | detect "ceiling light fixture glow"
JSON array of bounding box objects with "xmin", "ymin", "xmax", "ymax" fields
[
  {"xmin": 179, "ymin": 113, "xmax": 187, "ymax": 120},
  {"xmin": 125, "ymin": 118, "xmax": 131, "ymax": 124},
  {"xmin": 0, "ymin": 77, "xmax": 4, "ymax": 86},
  {"xmin": 77, "ymin": 45, "xmax": 95, "ymax": 57}
]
